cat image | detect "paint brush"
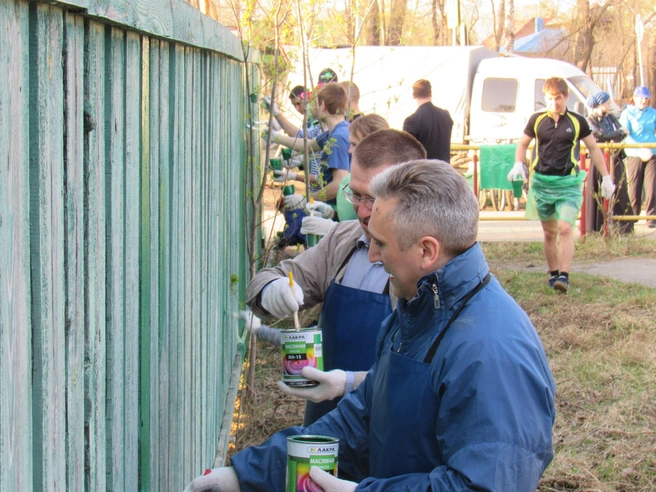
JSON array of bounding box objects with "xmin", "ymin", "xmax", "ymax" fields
[{"xmin": 288, "ymin": 271, "xmax": 301, "ymax": 331}]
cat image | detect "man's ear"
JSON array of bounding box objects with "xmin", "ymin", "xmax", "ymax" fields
[{"xmin": 418, "ymin": 236, "xmax": 440, "ymax": 270}]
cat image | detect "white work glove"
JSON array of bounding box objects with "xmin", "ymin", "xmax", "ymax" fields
[
  {"xmin": 262, "ymin": 96, "xmax": 280, "ymax": 116},
  {"xmin": 289, "ymin": 156, "xmax": 304, "ymax": 168},
  {"xmin": 600, "ymin": 175, "xmax": 616, "ymax": 200},
  {"xmin": 309, "ymin": 467, "xmax": 357, "ymax": 492},
  {"xmin": 183, "ymin": 466, "xmax": 240, "ymax": 492},
  {"xmin": 261, "ymin": 128, "xmax": 280, "ymax": 146},
  {"xmin": 273, "ymin": 169, "xmax": 297, "ymax": 183},
  {"xmin": 305, "ymin": 201, "xmax": 336, "ymax": 219},
  {"xmin": 301, "ymin": 216, "xmax": 337, "ymax": 236},
  {"xmin": 507, "ymin": 162, "xmax": 527, "ymax": 182},
  {"xmin": 283, "ymin": 194, "xmax": 307, "ymax": 210},
  {"xmin": 261, "ymin": 277, "xmax": 304, "ymax": 319},
  {"xmin": 236, "ymin": 311, "xmax": 282, "ymax": 345},
  {"xmin": 238, "ymin": 310, "xmax": 261, "ymax": 333},
  {"xmin": 277, "ymin": 367, "xmax": 348, "ymax": 403}
]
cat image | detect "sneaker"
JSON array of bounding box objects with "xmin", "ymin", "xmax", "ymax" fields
[
  {"xmin": 553, "ymin": 275, "xmax": 569, "ymax": 293},
  {"xmin": 548, "ymin": 275, "xmax": 558, "ymax": 288}
]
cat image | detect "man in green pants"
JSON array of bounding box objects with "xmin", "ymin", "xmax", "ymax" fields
[{"xmin": 510, "ymin": 77, "xmax": 615, "ymax": 293}]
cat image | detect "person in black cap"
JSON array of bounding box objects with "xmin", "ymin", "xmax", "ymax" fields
[
  {"xmin": 317, "ymin": 67, "xmax": 338, "ymax": 87},
  {"xmin": 586, "ymin": 91, "xmax": 633, "ymax": 234}
]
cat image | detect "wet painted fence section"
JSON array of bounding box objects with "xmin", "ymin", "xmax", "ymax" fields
[{"xmin": 0, "ymin": 0, "xmax": 257, "ymax": 489}]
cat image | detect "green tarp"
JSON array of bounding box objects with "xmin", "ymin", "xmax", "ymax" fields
[{"xmin": 479, "ymin": 144, "xmax": 517, "ymax": 191}]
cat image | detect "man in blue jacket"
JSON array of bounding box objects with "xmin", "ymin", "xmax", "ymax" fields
[{"xmin": 185, "ymin": 160, "xmax": 557, "ymax": 492}]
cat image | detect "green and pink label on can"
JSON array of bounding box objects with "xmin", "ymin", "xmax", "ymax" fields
[
  {"xmin": 281, "ymin": 328, "xmax": 323, "ymax": 387},
  {"xmin": 286, "ymin": 435, "xmax": 339, "ymax": 492}
]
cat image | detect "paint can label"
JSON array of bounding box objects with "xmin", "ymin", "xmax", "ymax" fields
[
  {"xmin": 281, "ymin": 328, "xmax": 323, "ymax": 387},
  {"xmin": 286, "ymin": 435, "xmax": 339, "ymax": 492}
]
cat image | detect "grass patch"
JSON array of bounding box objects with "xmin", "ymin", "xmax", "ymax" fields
[
  {"xmin": 491, "ymin": 261, "xmax": 656, "ymax": 491},
  {"xmin": 482, "ymin": 232, "xmax": 656, "ymax": 266},
  {"xmin": 230, "ymin": 241, "xmax": 656, "ymax": 491}
]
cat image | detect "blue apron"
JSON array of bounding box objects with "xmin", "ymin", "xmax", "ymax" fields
[
  {"xmin": 369, "ymin": 274, "xmax": 491, "ymax": 476},
  {"xmin": 303, "ymin": 249, "xmax": 392, "ymax": 426}
]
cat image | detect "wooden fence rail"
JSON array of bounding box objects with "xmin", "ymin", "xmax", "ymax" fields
[{"xmin": 0, "ymin": 0, "xmax": 258, "ymax": 489}]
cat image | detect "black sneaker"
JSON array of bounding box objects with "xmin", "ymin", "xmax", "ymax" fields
[
  {"xmin": 553, "ymin": 275, "xmax": 569, "ymax": 293},
  {"xmin": 548, "ymin": 275, "xmax": 558, "ymax": 289}
]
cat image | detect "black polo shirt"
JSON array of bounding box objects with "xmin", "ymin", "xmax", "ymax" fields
[{"xmin": 523, "ymin": 109, "xmax": 592, "ymax": 176}]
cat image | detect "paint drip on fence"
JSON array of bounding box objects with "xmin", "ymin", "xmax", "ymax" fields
[
  {"xmin": 281, "ymin": 327, "xmax": 323, "ymax": 386},
  {"xmin": 286, "ymin": 435, "xmax": 339, "ymax": 492}
]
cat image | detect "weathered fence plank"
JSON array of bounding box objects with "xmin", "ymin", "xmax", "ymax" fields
[
  {"xmin": 0, "ymin": 0, "xmax": 33, "ymax": 490},
  {"xmin": 1, "ymin": 0, "xmax": 256, "ymax": 488},
  {"xmin": 150, "ymin": 38, "xmax": 171, "ymax": 491},
  {"xmin": 84, "ymin": 19, "xmax": 108, "ymax": 492},
  {"xmin": 63, "ymin": 11, "xmax": 86, "ymax": 492},
  {"xmin": 124, "ymin": 29, "xmax": 142, "ymax": 488},
  {"xmin": 138, "ymin": 37, "xmax": 153, "ymax": 492},
  {"xmin": 30, "ymin": 4, "xmax": 67, "ymax": 489},
  {"xmin": 105, "ymin": 25, "xmax": 127, "ymax": 492}
]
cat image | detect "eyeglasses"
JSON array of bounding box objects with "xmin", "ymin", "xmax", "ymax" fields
[{"xmin": 342, "ymin": 184, "xmax": 375, "ymax": 209}]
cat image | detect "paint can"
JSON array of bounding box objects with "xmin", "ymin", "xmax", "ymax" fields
[
  {"xmin": 512, "ymin": 178, "xmax": 523, "ymax": 198},
  {"xmin": 281, "ymin": 327, "xmax": 323, "ymax": 387},
  {"xmin": 270, "ymin": 157, "xmax": 283, "ymax": 171},
  {"xmin": 305, "ymin": 234, "xmax": 319, "ymax": 247},
  {"xmin": 286, "ymin": 435, "xmax": 339, "ymax": 492}
]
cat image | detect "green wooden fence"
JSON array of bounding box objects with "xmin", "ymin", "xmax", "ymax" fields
[{"xmin": 0, "ymin": 0, "xmax": 259, "ymax": 489}]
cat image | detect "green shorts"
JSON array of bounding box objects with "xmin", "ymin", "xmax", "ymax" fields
[{"xmin": 526, "ymin": 171, "xmax": 587, "ymax": 226}]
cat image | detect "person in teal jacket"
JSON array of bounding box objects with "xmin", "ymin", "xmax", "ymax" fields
[
  {"xmin": 185, "ymin": 160, "xmax": 556, "ymax": 492},
  {"xmin": 619, "ymin": 86, "xmax": 656, "ymax": 228}
]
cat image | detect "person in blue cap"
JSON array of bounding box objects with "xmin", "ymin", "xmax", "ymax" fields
[
  {"xmin": 184, "ymin": 159, "xmax": 556, "ymax": 492},
  {"xmin": 586, "ymin": 91, "xmax": 633, "ymax": 234},
  {"xmin": 619, "ymin": 86, "xmax": 656, "ymax": 228}
]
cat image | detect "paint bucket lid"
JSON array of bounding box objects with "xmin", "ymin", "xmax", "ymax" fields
[{"xmin": 287, "ymin": 435, "xmax": 339, "ymax": 445}]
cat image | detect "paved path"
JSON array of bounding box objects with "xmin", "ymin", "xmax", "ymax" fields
[
  {"xmin": 478, "ymin": 211, "xmax": 656, "ymax": 288},
  {"xmin": 263, "ymin": 208, "xmax": 656, "ymax": 289}
]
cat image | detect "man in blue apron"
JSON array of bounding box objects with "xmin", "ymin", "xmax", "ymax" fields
[
  {"xmin": 185, "ymin": 159, "xmax": 556, "ymax": 492},
  {"xmin": 245, "ymin": 129, "xmax": 426, "ymax": 426}
]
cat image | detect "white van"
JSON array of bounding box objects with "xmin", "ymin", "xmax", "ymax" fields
[
  {"xmin": 282, "ymin": 46, "xmax": 608, "ymax": 145},
  {"xmin": 468, "ymin": 56, "xmax": 612, "ymax": 144}
]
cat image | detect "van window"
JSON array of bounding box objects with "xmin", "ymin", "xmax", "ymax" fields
[{"xmin": 481, "ymin": 78, "xmax": 517, "ymax": 112}]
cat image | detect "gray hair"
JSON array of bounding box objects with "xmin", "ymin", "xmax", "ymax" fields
[{"xmin": 369, "ymin": 160, "xmax": 479, "ymax": 256}]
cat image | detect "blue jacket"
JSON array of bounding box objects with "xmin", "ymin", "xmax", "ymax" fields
[
  {"xmin": 231, "ymin": 243, "xmax": 556, "ymax": 491},
  {"xmin": 619, "ymin": 104, "xmax": 656, "ymax": 157}
]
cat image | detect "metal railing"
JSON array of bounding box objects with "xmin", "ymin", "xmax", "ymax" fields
[{"xmin": 456, "ymin": 142, "xmax": 656, "ymax": 234}]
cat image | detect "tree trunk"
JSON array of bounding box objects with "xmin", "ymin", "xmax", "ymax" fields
[
  {"xmin": 495, "ymin": 0, "xmax": 505, "ymax": 51},
  {"xmin": 504, "ymin": 0, "xmax": 515, "ymax": 53},
  {"xmin": 431, "ymin": 0, "xmax": 448, "ymax": 45},
  {"xmin": 387, "ymin": 0, "xmax": 407, "ymax": 46},
  {"xmin": 574, "ymin": 0, "xmax": 590, "ymax": 70},
  {"xmin": 431, "ymin": 0, "xmax": 440, "ymax": 45},
  {"xmin": 366, "ymin": 0, "xmax": 382, "ymax": 45},
  {"xmin": 345, "ymin": 0, "xmax": 355, "ymax": 46}
]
